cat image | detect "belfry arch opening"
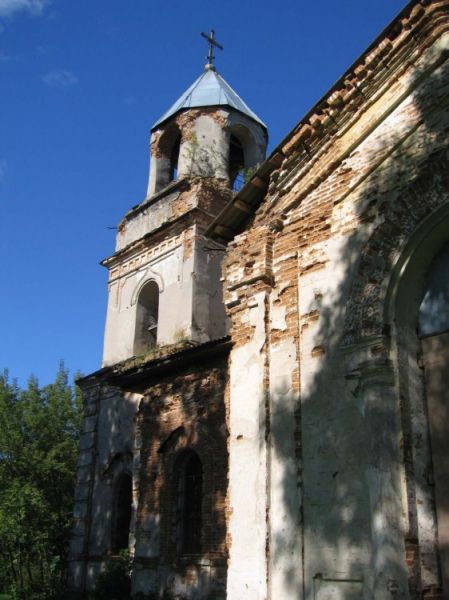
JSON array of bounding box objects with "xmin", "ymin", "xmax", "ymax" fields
[
  {"xmin": 169, "ymin": 133, "xmax": 181, "ymax": 182},
  {"xmin": 228, "ymin": 124, "xmax": 258, "ymax": 192},
  {"xmin": 134, "ymin": 280, "xmax": 159, "ymax": 355},
  {"xmin": 229, "ymin": 134, "xmax": 245, "ymax": 190},
  {"xmin": 111, "ymin": 473, "xmax": 132, "ymax": 554},
  {"xmin": 154, "ymin": 124, "xmax": 182, "ymax": 192}
]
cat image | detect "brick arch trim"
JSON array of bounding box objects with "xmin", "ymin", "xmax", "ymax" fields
[{"xmin": 343, "ymin": 150, "xmax": 449, "ymax": 346}]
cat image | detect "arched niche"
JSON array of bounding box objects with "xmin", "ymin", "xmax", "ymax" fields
[
  {"xmin": 134, "ymin": 280, "xmax": 160, "ymax": 355},
  {"xmin": 175, "ymin": 450, "xmax": 203, "ymax": 555},
  {"xmin": 111, "ymin": 472, "xmax": 133, "ymax": 554},
  {"xmin": 156, "ymin": 422, "xmax": 226, "ymax": 562}
]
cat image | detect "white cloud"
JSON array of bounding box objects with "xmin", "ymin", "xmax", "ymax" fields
[
  {"xmin": 0, "ymin": 0, "xmax": 50, "ymax": 18},
  {"xmin": 42, "ymin": 68, "xmax": 78, "ymax": 88}
]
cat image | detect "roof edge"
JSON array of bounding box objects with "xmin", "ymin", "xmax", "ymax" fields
[
  {"xmin": 77, "ymin": 336, "xmax": 232, "ymax": 390},
  {"xmin": 151, "ymin": 68, "xmax": 267, "ymax": 130},
  {"xmin": 205, "ymin": 0, "xmax": 449, "ymax": 242}
]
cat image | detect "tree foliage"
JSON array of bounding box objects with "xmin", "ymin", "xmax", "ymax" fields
[
  {"xmin": 91, "ymin": 551, "xmax": 131, "ymax": 600},
  {"xmin": 0, "ymin": 365, "xmax": 82, "ymax": 599}
]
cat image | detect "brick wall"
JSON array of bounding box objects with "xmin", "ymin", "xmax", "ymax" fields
[
  {"xmin": 133, "ymin": 352, "xmax": 229, "ymax": 599},
  {"xmin": 223, "ymin": 2, "xmax": 449, "ymax": 597}
]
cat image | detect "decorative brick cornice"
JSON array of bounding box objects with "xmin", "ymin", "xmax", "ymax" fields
[
  {"xmin": 207, "ymin": 0, "xmax": 449, "ymax": 242},
  {"xmin": 279, "ymin": 0, "xmax": 449, "ymax": 164}
]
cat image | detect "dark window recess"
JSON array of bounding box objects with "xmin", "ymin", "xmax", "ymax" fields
[
  {"xmin": 154, "ymin": 125, "xmax": 182, "ymax": 193},
  {"xmin": 170, "ymin": 135, "xmax": 181, "ymax": 182},
  {"xmin": 180, "ymin": 453, "xmax": 202, "ymax": 554},
  {"xmin": 111, "ymin": 473, "xmax": 132, "ymax": 553},
  {"xmin": 229, "ymin": 134, "xmax": 245, "ymax": 191},
  {"xmin": 134, "ymin": 281, "xmax": 159, "ymax": 354}
]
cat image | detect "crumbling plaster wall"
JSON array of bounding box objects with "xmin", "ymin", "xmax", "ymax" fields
[
  {"xmin": 116, "ymin": 178, "xmax": 231, "ymax": 252},
  {"xmin": 224, "ymin": 25, "xmax": 449, "ymax": 600},
  {"xmin": 104, "ymin": 175, "xmax": 232, "ymax": 366},
  {"xmin": 103, "ymin": 223, "xmax": 228, "ymax": 365},
  {"xmin": 116, "ymin": 186, "xmax": 189, "ymax": 252},
  {"xmin": 103, "ymin": 233, "xmax": 193, "ymax": 364}
]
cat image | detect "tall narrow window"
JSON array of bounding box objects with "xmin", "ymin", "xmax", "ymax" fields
[
  {"xmin": 169, "ymin": 134, "xmax": 181, "ymax": 183},
  {"xmin": 229, "ymin": 134, "xmax": 245, "ymax": 191},
  {"xmin": 134, "ymin": 280, "xmax": 159, "ymax": 355},
  {"xmin": 111, "ymin": 473, "xmax": 132, "ymax": 553},
  {"xmin": 177, "ymin": 452, "xmax": 202, "ymax": 555}
]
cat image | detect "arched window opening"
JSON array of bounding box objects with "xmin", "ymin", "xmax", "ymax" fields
[
  {"xmin": 229, "ymin": 134, "xmax": 245, "ymax": 192},
  {"xmin": 134, "ymin": 280, "xmax": 159, "ymax": 355},
  {"xmin": 111, "ymin": 473, "xmax": 132, "ymax": 554},
  {"xmin": 400, "ymin": 236, "xmax": 449, "ymax": 595},
  {"xmin": 154, "ymin": 125, "xmax": 182, "ymax": 193},
  {"xmin": 169, "ymin": 134, "xmax": 181, "ymax": 183},
  {"xmin": 177, "ymin": 452, "xmax": 202, "ymax": 555},
  {"xmin": 418, "ymin": 243, "xmax": 449, "ymax": 337}
]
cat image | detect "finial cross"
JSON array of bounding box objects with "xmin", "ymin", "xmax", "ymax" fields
[{"xmin": 200, "ymin": 29, "xmax": 223, "ymax": 70}]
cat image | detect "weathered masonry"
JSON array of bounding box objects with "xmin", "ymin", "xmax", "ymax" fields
[
  {"xmin": 70, "ymin": 2, "xmax": 449, "ymax": 599},
  {"xmin": 68, "ymin": 58, "xmax": 267, "ymax": 599}
]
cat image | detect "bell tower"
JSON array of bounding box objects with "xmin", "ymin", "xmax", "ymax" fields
[{"xmin": 102, "ymin": 41, "xmax": 267, "ymax": 366}]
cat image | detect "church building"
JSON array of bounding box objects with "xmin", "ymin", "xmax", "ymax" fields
[{"xmin": 69, "ymin": 1, "xmax": 449, "ymax": 598}]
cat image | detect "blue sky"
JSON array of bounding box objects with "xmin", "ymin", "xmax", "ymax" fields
[{"xmin": 0, "ymin": 0, "xmax": 408, "ymax": 387}]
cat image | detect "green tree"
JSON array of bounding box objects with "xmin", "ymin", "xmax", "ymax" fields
[{"xmin": 0, "ymin": 364, "xmax": 82, "ymax": 600}]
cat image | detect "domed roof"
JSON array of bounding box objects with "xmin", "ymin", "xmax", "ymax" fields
[{"xmin": 152, "ymin": 68, "xmax": 266, "ymax": 130}]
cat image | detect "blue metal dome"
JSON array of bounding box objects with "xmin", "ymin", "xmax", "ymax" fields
[{"xmin": 152, "ymin": 68, "xmax": 266, "ymax": 130}]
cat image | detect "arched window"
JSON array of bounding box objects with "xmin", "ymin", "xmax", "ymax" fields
[
  {"xmin": 229, "ymin": 134, "xmax": 245, "ymax": 191},
  {"xmin": 111, "ymin": 473, "xmax": 132, "ymax": 554},
  {"xmin": 134, "ymin": 280, "xmax": 159, "ymax": 355},
  {"xmin": 154, "ymin": 125, "xmax": 182, "ymax": 192},
  {"xmin": 177, "ymin": 451, "xmax": 202, "ymax": 555},
  {"xmin": 418, "ymin": 243, "xmax": 449, "ymax": 337},
  {"xmin": 394, "ymin": 233, "xmax": 449, "ymax": 595},
  {"xmin": 169, "ymin": 133, "xmax": 181, "ymax": 183}
]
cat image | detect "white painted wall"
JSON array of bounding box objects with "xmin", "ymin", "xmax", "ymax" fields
[
  {"xmin": 103, "ymin": 241, "xmax": 192, "ymax": 364},
  {"xmin": 103, "ymin": 229, "xmax": 228, "ymax": 365},
  {"xmin": 227, "ymin": 291, "xmax": 268, "ymax": 600}
]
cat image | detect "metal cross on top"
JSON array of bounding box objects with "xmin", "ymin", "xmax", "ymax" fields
[{"xmin": 200, "ymin": 30, "xmax": 223, "ymax": 70}]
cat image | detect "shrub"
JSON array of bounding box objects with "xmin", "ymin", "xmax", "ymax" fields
[{"xmin": 91, "ymin": 552, "xmax": 131, "ymax": 600}]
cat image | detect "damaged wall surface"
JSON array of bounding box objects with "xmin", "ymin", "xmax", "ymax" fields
[
  {"xmin": 70, "ymin": 2, "xmax": 449, "ymax": 599},
  {"xmin": 220, "ymin": 4, "xmax": 449, "ymax": 598}
]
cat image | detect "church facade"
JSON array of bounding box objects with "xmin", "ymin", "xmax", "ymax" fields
[{"xmin": 69, "ymin": 2, "xmax": 449, "ymax": 598}]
